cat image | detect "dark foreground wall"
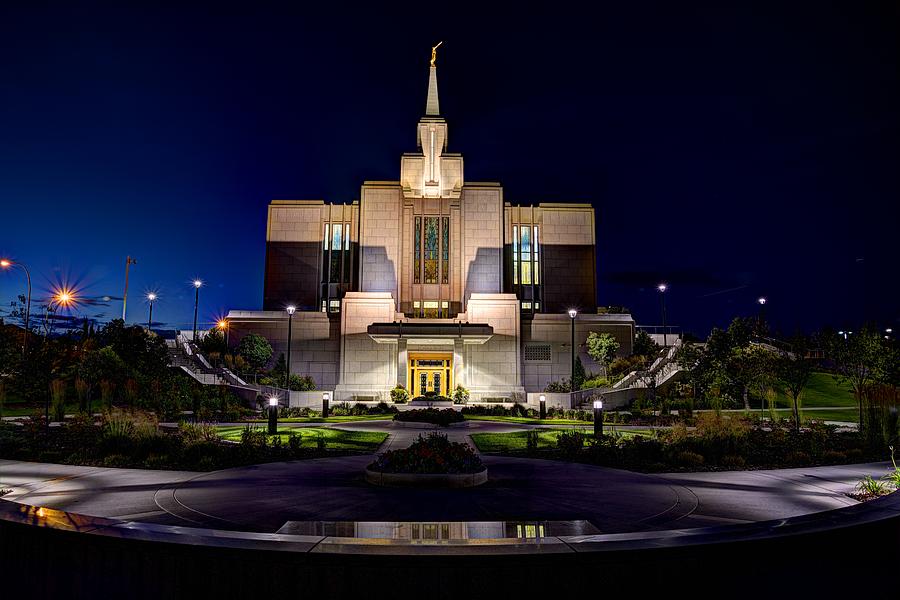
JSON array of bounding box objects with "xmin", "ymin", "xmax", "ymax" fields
[{"xmin": 1, "ymin": 496, "xmax": 898, "ymax": 600}]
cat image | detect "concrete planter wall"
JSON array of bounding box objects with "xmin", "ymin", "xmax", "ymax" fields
[{"xmin": 365, "ymin": 467, "xmax": 488, "ymax": 488}]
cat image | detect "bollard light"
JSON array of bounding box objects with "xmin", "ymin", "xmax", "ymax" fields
[
  {"xmin": 268, "ymin": 396, "xmax": 279, "ymax": 435},
  {"xmin": 539, "ymin": 394, "xmax": 546, "ymax": 420},
  {"xmin": 322, "ymin": 392, "xmax": 330, "ymax": 419},
  {"xmin": 593, "ymin": 399, "xmax": 604, "ymax": 438}
]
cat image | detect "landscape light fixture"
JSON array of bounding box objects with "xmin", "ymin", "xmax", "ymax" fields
[
  {"xmin": 1, "ymin": 259, "xmax": 32, "ymax": 354},
  {"xmin": 322, "ymin": 391, "xmax": 330, "ymax": 418},
  {"xmin": 593, "ymin": 399, "xmax": 604, "ymax": 438},
  {"xmin": 285, "ymin": 306, "xmax": 296, "ymax": 390},
  {"xmin": 268, "ymin": 396, "xmax": 279, "ymax": 434},
  {"xmin": 539, "ymin": 394, "xmax": 546, "ymax": 420},
  {"xmin": 568, "ymin": 309, "xmax": 578, "ymax": 390}
]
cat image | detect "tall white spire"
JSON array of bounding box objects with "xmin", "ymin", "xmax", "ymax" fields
[
  {"xmin": 425, "ymin": 65, "xmax": 440, "ymax": 116},
  {"xmin": 425, "ymin": 42, "xmax": 442, "ymax": 116}
]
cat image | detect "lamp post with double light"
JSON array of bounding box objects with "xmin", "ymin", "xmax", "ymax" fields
[
  {"xmin": 1, "ymin": 259, "xmax": 31, "ymax": 354},
  {"xmin": 568, "ymin": 308, "xmax": 578, "ymax": 391},
  {"xmin": 285, "ymin": 306, "xmax": 296, "ymax": 391}
]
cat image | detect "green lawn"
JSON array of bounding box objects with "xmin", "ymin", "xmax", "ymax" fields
[
  {"xmin": 243, "ymin": 414, "xmax": 394, "ymax": 424},
  {"xmin": 770, "ymin": 372, "xmax": 855, "ymax": 409},
  {"xmin": 215, "ymin": 426, "xmax": 388, "ymax": 451},
  {"xmin": 736, "ymin": 407, "xmax": 859, "ymax": 424},
  {"xmin": 0, "ymin": 402, "xmax": 81, "ymax": 418},
  {"xmin": 470, "ymin": 428, "xmax": 653, "ymax": 453}
]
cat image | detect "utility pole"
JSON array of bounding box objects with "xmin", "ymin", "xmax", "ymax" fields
[{"xmin": 122, "ymin": 256, "xmax": 137, "ymax": 321}]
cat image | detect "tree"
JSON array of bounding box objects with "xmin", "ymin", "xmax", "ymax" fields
[
  {"xmin": 632, "ymin": 329, "xmax": 659, "ymax": 358},
  {"xmin": 199, "ymin": 328, "xmax": 227, "ymax": 355},
  {"xmin": 97, "ymin": 319, "xmax": 168, "ymax": 377},
  {"xmin": 238, "ymin": 333, "xmax": 273, "ymax": 371},
  {"xmin": 586, "ymin": 332, "xmax": 620, "ymax": 373},
  {"xmin": 776, "ymin": 335, "xmax": 814, "ymax": 431},
  {"xmin": 572, "ymin": 356, "xmax": 586, "ymax": 391},
  {"xmin": 826, "ymin": 327, "xmax": 889, "ymax": 430}
]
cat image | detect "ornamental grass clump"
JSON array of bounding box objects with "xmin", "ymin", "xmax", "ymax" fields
[{"xmin": 369, "ymin": 432, "xmax": 484, "ymax": 474}]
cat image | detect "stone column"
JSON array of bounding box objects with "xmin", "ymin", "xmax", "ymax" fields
[
  {"xmin": 453, "ymin": 338, "xmax": 465, "ymax": 389},
  {"xmin": 397, "ymin": 339, "xmax": 408, "ymax": 389}
]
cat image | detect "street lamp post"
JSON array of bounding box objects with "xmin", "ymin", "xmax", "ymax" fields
[
  {"xmin": 268, "ymin": 396, "xmax": 279, "ymax": 435},
  {"xmin": 192, "ymin": 280, "xmax": 202, "ymax": 343},
  {"xmin": 568, "ymin": 308, "xmax": 578, "ymax": 391},
  {"xmin": 593, "ymin": 399, "xmax": 604, "ymax": 438},
  {"xmin": 285, "ymin": 306, "xmax": 296, "ymax": 391},
  {"xmin": 322, "ymin": 391, "xmax": 330, "ymax": 419},
  {"xmin": 757, "ymin": 297, "xmax": 767, "ymax": 334},
  {"xmin": 217, "ymin": 319, "xmax": 229, "ymax": 350},
  {"xmin": 539, "ymin": 394, "xmax": 546, "ymax": 420},
  {"xmin": 657, "ymin": 283, "xmax": 668, "ymax": 347},
  {"xmin": 0, "ymin": 259, "xmax": 31, "ymax": 354},
  {"xmin": 147, "ymin": 293, "xmax": 157, "ymax": 331}
]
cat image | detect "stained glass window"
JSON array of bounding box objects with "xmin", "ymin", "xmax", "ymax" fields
[
  {"xmin": 414, "ymin": 217, "xmax": 421, "ymax": 284},
  {"xmin": 441, "ymin": 217, "xmax": 449, "ymax": 284},
  {"xmin": 533, "ymin": 226, "xmax": 540, "ymax": 284},
  {"xmin": 330, "ymin": 224, "xmax": 342, "ymax": 283},
  {"xmin": 424, "ymin": 217, "xmax": 439, "ymax": 284}
]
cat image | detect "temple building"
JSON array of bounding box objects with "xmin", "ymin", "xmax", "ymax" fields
[{"xmin": 227, "ymin": 51, "xmax": 634, "ymax": 403}]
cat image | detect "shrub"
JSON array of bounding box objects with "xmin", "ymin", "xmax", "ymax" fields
[
  {"xmin": 556, "ymin": 430, "xmax": 585, "ymax": 456},
  {"xmin": 720, "ymin": 454, "xmax": 746, "ymax": 469},
  {"xmin": 856, "ymin": 475, "xmax": 887, "ymax": 497},
  {"xmin": 368, "ymin": 432, "xmax": 484, "ymax": 474},
  {"xmin": 390, "ymin": 385, "xmax": 410, "ymax": 404},
  {"xmin": 526, "ymin": 430, "xmax": 539, "ymax": 454},
  {"xmin": 451, "ymin": 384, "xmax": 470, "ymax": 405},
  {"xmin": 393, "ymin": 409, "xmax": 464, "ymax": 427},
  {"xmin": 581, "ymin": 376, "xmax": 609, "ymax": 390},
  {"xmin": 545, "ymin": 379, "xmax": 571, "ymax": 393},
  {"xmin": 675, "ymin": 450, "xmax": 705, "ymax": 467}
]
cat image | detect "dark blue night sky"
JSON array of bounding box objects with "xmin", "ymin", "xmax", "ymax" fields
[{"xmin": 1, "ymin": 2, "xmax": 897, "ymax": 337}]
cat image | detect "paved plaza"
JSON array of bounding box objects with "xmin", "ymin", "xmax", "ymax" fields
[{"xmin": 0, "ymin": 420, "xmax": 892, "ymax": 534}]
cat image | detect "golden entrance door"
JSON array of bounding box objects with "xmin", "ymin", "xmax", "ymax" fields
[{"xmin": 408, "ymin": 354, "xmax": 452, "ymax": 397}]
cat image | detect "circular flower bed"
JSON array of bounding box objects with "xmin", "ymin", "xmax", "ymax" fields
[
  {"xmin": 366, "ymin": 433, "xmax": 487, "ymax": 487},
  {"xmin": 393, "ymin": 408, "xmax": 465, "ymax": 427}
]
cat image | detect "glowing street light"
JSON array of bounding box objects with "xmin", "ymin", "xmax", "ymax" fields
[
  {"xmin": 191, "ymin": 279, "xmax": 203, "ymax": 343},
  {"xmin": 568, "ymin": 309, "xmax": 578, "ymax": 391},
  {"xmin": 146, "ymin": 292, "xmax": 157, "ymax": 331},
  {"xmin": 657, "ymin": 283, "xmax": 669, "ymax": 347},
  {"xmin": 215, "ymin": 318, "xmax": 227, "ymax": 347},
  {"xmin": 285, "ymin": 305, "xmax": 296, "ymax": 390},
  {"xmin": 1, "ymin": 258, "xmax": 32, "ymax": 353}
]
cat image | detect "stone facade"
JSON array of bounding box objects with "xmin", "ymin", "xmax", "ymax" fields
[{"xmin": 227, "ymin": 57, "xmax": 635, "ymax": 401}]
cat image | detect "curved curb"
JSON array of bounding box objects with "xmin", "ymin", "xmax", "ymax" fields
[
  {"xmin": 389, "ymin": 420, "xmax": 469, "ymax": 429},
  {"xmin": 364, "ymin": 467, "xmax": 488, "ymax": 488}
]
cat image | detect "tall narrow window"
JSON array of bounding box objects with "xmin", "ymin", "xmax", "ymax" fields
[
  {"xmin": 322, "ymin": 223, "xmax": 330, "ymax": 283},
  {"xmin": 414, "ymin": 217, "xmax": 421, "ymax": 284},
  {"xmin": 343, "ymin": 223, "xmax": 351, "ymax": 283},
  {"xmin": 424, "ymin": 217, "xmax": 439, "ymax": 284},
  {"xmin": 512, "ymin": 225, "xmax": 519, "ymax": 285},
  {"xmin": 441, "ymin": 217, "xmax": 449, "ymax": 284},
  {"xmin": 429, "ymin": 128, "xmax": 436, "ymax": 182},
  {"xmin": 330, "ymin": 224, "xmax": 342, "ymax": 283},
  {"xmin": 533, "ymin": 225, "xmax": 540, "ymax": 285},
  {"xmin": 520, "ymin": 225, "xmax": 531, "ymax": 285}
]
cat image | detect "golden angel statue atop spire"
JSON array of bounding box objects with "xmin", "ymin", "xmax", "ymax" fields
[{"xmin": 430, "ymin": 41, "xmax": 443, "ymax": 67}]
